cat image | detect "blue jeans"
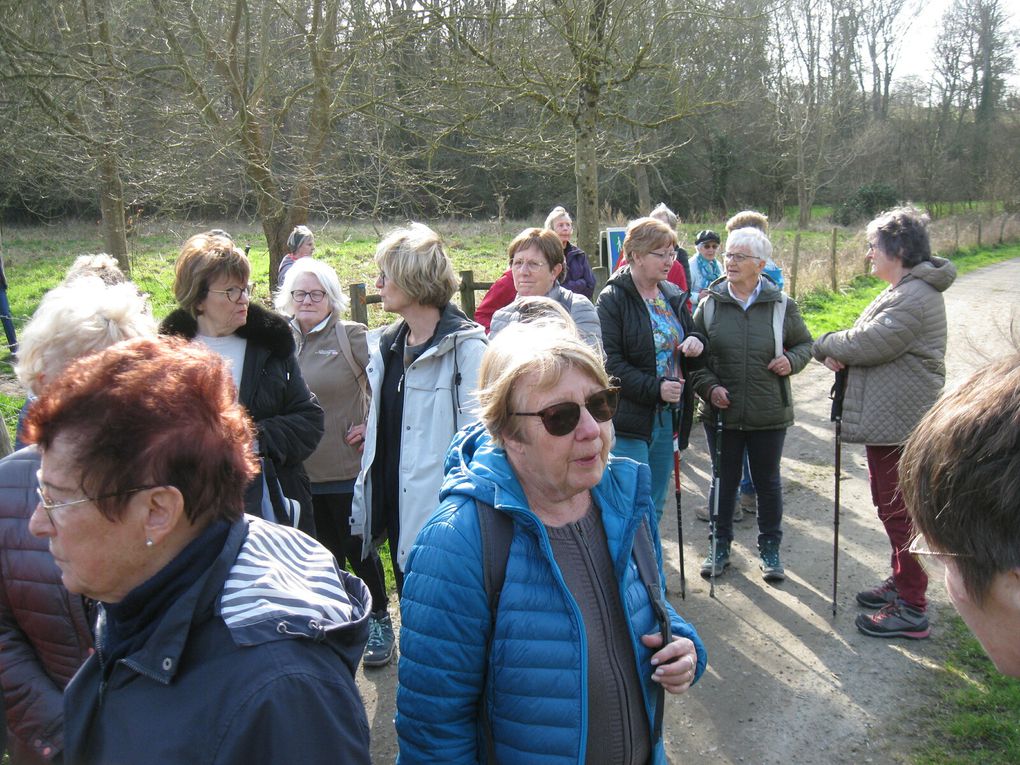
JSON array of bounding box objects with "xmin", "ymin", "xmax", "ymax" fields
[
  {"xmin": 703, "ymin": 425, "xmax": 786, "ymax": 547},
  {"xmin": 613, "ymin": 409, "xmax": 674, "ymax": 522}
]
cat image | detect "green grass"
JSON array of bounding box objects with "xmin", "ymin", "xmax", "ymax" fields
[{"xmin": 913, "ymin": 616, "xmax": 1020, "ymax": 764}]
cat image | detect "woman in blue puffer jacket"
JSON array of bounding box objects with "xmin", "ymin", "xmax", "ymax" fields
[{"xmin": 396, "ymin": 322, "xmax": 706, "ymax": 764}]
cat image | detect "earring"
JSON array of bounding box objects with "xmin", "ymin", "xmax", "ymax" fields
[{"xmin": 145, "ymin": 538, "xmax": 154, "ymax": 548}]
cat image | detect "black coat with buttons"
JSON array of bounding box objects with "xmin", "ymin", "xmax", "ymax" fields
[{"xmin": 596, "ymin": 268, "xmax": 707, "ymax": 450}]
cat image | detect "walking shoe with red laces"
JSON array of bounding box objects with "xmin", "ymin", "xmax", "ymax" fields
[
  {"xmin": 856, "ymin": 576, "xmax": 898, "ymax": 609},
  {"xmin": 855, "ymin": 600, "xmax": 930, "ymax": 640}
]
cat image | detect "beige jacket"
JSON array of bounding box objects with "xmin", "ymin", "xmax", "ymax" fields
[
  {"xmin": 812, "ymin": 257, "xmax": 956, "ymax": 445},
  {"xmin": 292, "ymin": 313, "xmax": 370, "ymax": 483}
]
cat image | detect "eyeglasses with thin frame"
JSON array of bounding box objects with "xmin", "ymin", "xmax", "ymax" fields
[
  {"xmin": 35, "ymin": 472, "xmax": 159, "ymax": 525},
  {"xmin": 291, "ymin": 289, "xmax": 326, "ymax": 304},
  {"xmin": 511, "ymin": 258, "xmax": 550, "ymax": 273},
  {"xmin": 647, "ymin": 248, "xmax": 676, "ymax": 261},
  {"xmin": 723, "ymin": 251, "xmax": 758, "ymax": 263},
  {"xmin": 207, "ymin": 284, "xmax": 254, "ymax": 303},
  {"xmin": 908, "ymin": 532, "xmax": 970, "ymax": 573},
  {"xmin": 510, "ymin": 387, "xmax": 620, "ymax": 437}
]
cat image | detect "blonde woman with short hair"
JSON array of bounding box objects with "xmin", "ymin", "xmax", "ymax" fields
[{"xmin": 351, "ymin": 223, "xmax": 487, "ymax": 595}]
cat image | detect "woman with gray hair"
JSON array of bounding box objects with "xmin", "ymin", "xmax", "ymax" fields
[
  {"xmin": 396, "ymin": 322, "xmax": 705, "ymax": 764},
  {"xmin": 275, "ymin": 258, "xmax": 393, "ymax": 667},
  {"xmin": 690, "ymin": 226, "xmax": 812, "ymax": 583},
  {"xmin": 351, "ymin": 223, "xmax": 487, "ymax": 596},
  {"xmin": 0, "ymin": 275, "xmax": 154, "ymax": 764},
  {"xmin": 277, "ymin": 225, "xmax": 315, "ymax": 285},
  {"xmin": 545, "ymin": 206, "xmax": 596, "ymax": 299},
  {"xmin": 813, "ymin": 207, "xmax": 956, "ymax": 640}
]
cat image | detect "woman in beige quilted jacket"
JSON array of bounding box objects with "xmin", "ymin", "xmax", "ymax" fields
[{"xmin": 813, "ymin": 207, "xmax": 956, "ymax": 641}]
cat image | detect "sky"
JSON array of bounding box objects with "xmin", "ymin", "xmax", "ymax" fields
[{"xmin": 894, "ymin": 0, "xmax": 1020, "ymax": 89}]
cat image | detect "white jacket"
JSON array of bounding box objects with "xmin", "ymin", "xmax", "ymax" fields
[{"xmin": 351, "ymin": 309, "xmax": 487, "ymax": 570}]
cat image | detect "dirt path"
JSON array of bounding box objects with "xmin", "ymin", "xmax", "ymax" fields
[{"xmin": 356, "ymin": 258, "xmax": 1020, "ymax": 764}]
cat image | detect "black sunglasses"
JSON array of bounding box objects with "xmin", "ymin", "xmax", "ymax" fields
[{"xmin": 510, "ymin": 387, "xmax": 619, "ymax": 437}]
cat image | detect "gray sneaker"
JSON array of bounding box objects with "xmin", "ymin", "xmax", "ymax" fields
[
  {"xmin": 363, "ymin": 612, "xmax": 396, "ymax": 667},
  {"xmin": 855, "ymin": 600, "xmax": 930, "ymax": 640},
  {"xmin": 699, "ymin": 540, "xmax": 731, "ymax": 578},
  {"xmin": 758, "ymin": 540, "xmax": 785, "ymax": 582},
  {"xmin": 856, "ymin": 576, "xmax": 898, "ymax": 609}
]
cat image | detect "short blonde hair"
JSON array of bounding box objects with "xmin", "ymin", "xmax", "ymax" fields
[
  {"xmin": 173, "ymin": 233, "xmax": 251, "ymax": 318},
  {"xmin": 16, "ymin": 277, "xmax": 156, "ymax": 396},
  {"xmin": 275, "ymin": 258, "xmax": 349, "ymax": 317},
  {"xmin": 622, "ymin": 217, "xmax": 677, "ymax": 260},
  {"xmin": 544, "ymin": 206, "xmax": 571, "ymax": 231},
  {"xmin": 477, "ymin": 322, "xmax": 609, "ymax": 446},
  {"xmin": 726, "ymin": 210, "xmax": 768, "ymax": 233},
  {"xmin": 375, "ymin": 223, "xmax": 457, "ymax": 309}
]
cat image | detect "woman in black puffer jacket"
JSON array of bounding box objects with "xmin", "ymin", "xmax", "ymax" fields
[{"xmin": 596, "ymin": 217, "xmax": 706, "ymax": 522}]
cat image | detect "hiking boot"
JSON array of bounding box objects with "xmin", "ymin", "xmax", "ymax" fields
[
  {"xmin": 740, "ymin": 491, "xmax": 757, "ymax": 515},
  {"xmin": 855, "ymin": 600, "xmax": 930, "ymax": 640},
  {"xmin": 700, "ymin": 540, "xmax": 731, "ymax": 578},
  {"xmin": 856, "ymin": 576, "xmax": 898, "ymax": 609},
  {"xmin": 758, "ymin": 540, "xmax": 785, "ymax": 583},
  {"xmin": 363, "ymin": 611, "xmax": 396, "ymax": 667},
  {"xmin": 696, "ymin": 503, "xmax": 742, "ymax": 522}
]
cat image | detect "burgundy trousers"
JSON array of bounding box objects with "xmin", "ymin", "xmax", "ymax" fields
[{"xmin": 866, "ymin": 444, "xmax": 927, "ymax": 610}]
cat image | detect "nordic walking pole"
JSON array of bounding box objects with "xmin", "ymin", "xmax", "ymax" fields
[
  {"xmin": 829, "ymin": 367, "xmax": 848, "ymax": 616},
  {"xmin": 673, "ymin": 410, "xmax": 686, "ymax": 599},
  {"xmin": 710, "ymin": 408, "xmax": 724, "ymax": 599},
  {"xmin": 668, "ymin": 343, "xmax": 686, "ymax": 599}
]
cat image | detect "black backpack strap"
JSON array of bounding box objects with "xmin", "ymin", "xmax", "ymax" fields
[
  {"xmin": 475, "ymin": 500, "xmax": 513, "ymax": 763},
  {"xmin": 633, "ymin": 518, "xmax": 671, "ymax": 743}
]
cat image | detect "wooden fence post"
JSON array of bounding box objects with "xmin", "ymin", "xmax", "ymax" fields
[
  {"xmin": 459, "ymin": 270, "xmax": 477, "ymax": 319},
  {"xmin": 349, "ymin": 282, "xmax": 368, "ymax": 326},
  {"xmin": 790, "ymin": 232, "xmax": 801, "ymax": 299},
  {"xmin": 830, "ymin": 227, "xmax": 838, "ymax": 292},
  {"xmin": 977, "ymin": 218, "xmax": 983, "ymax": 248},
  {"xmin": 593, "ymin": 266, "xmax": 608, "ymax": 298}
]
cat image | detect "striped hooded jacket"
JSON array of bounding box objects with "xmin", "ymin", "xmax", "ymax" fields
[{"xmin": 62, "ymin": 517, "xmax": 371, "ymax": 765}]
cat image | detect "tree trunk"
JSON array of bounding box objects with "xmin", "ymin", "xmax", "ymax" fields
[
  {"xmin": 97, "ymin": 147, "xmax": 130, "ymax": 275},
  {"xmin": 634, "ymin": 163, "xmax": 651, "ymax": 215},
  {"xmin": 574, "ymin": 86, "xmax": 600, "ymax": 267}
]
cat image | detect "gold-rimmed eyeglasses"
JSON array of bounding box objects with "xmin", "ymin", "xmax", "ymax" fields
[
  {"xmin": 908, "ymin": 533, "xmax": 969, "ymax": 573},
  {"xmin": 35, "ymin": 472, "xmax": 159, "ymax": 525}
]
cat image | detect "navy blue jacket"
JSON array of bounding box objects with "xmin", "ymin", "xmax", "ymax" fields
[{"xmin": 63, "ymin": 517, "xmax": 371, "ymax": 765}]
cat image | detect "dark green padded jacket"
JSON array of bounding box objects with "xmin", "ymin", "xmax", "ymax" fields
[{"xmin": 690, "ymin": 277, "xmax": 813, "ymax": 430}]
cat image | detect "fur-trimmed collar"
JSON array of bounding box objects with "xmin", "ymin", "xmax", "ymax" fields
[{"xmin": 159, "ymin": 303, "xmax": 296, "ymax": 359}]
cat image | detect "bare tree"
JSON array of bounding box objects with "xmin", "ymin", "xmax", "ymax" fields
[{"xmin": 0, "ymin": 0, "xmax": 142, "ymax": 273}]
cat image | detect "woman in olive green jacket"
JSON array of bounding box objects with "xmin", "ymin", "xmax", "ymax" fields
[{"xmin": 690, "ymin": 227, "xmax": 812, "ymax": 583}]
